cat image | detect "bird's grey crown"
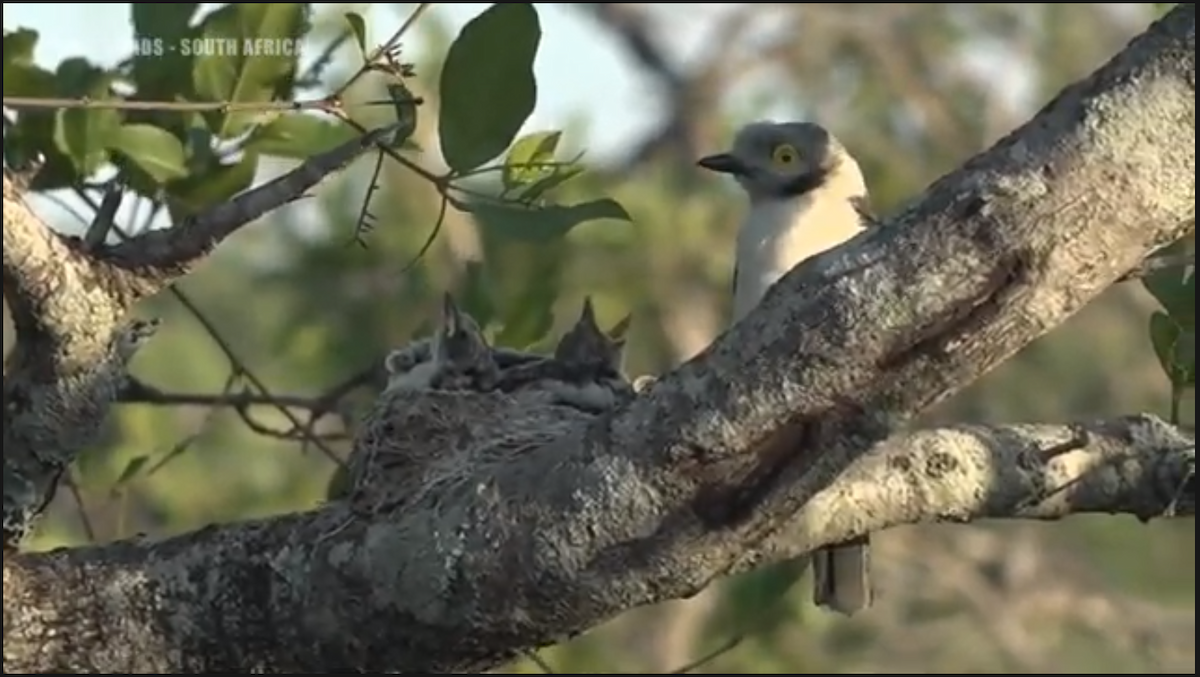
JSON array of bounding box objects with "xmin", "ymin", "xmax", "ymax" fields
[
  {"xmin": 731, "ymin": 121, "xmax": 836, "ymax": 166},
  {"xmin": 725, "ymin": 121, "xmax": 849, "ymax": 200}
]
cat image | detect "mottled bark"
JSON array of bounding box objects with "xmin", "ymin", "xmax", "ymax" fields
[
  {"xmin": 2, "ymin": 4, "xmax": 1195, "ymax": 674},
  {"xmin": 2, "ymin": 127, "xmax": 396, "ymax": 549}
]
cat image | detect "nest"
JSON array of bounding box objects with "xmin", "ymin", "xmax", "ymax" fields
[{"xmin": 346, "ymin": 347, "xmax": 640, "ymax": 516}]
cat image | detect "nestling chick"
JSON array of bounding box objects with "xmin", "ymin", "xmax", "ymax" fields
[
  {"xmin": 553, "ymin": 297, "xmax": 629, "ymax": 378},
  {"xmin": 384, "ymin": 293, "xmax": 499, "ymax": 392},
  {"xmin": 498, "ymin": 298, "xmax": 632, "ymax": 412}
]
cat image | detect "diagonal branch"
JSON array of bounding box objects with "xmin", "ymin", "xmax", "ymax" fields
[{"xmin": 1, "ymin": 415, "xmax": 1191, "ymax": 673}]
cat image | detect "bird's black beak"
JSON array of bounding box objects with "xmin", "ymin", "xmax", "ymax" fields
[{"xmin": 696, "ymin": 152, "xmax": 746, "ymax": 176}]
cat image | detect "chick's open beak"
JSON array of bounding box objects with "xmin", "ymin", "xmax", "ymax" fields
[{"xmin": 696, "ymin": 152, "xmax": 747, "ymax": 176}]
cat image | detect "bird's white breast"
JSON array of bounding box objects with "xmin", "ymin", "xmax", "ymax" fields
[{"xmin": 733, "ymin": 187, "xmax": 867, "ymax": 322}]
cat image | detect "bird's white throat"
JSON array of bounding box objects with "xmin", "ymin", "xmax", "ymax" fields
[{"xmin": 733, "ymin": 175, "xmax": 868, "ymax": 322}]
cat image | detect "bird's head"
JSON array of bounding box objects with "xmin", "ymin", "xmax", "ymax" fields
[
  {"xmin": 432, "ymin": 292, "xmax": 495, "ymax": 374},
  {"xmin": 553, "ymin": 297, "xmax": 629, "ymax": 377},
  {"xmin": 697, "ymin": 121, "xmax": 864, "ymax": 202}
]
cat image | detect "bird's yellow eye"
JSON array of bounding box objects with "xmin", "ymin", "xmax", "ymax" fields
[{"xmin": 771, "ymin": 143, "xmax": 799, "ymax": 167}]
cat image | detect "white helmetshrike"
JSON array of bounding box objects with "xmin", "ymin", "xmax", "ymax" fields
[{"xmin": 698, "ymin": 120, "xmax": 874, "ymax": 615}]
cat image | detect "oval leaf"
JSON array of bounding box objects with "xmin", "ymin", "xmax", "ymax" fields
[
  {"xmin": 191, "ymin": 3, "xmax": 308, "ymax": 138},
  {"xmin": 1143, "ymin": 236, "xmax": 1195, "ymax": 331},
  {"xmin": 130, "ymin": 4, "xmax": 201, "ymax": 101},
  {"xmin": 249, "ymin": 113, "xmax": 357, "ymax": 159},
  {"xmin": 438, "ymin": 3, "xmax": 541, "ymax": 173},
  {"xmin": 108, "ymin": 124, "xmax": 189, "ymax": 183},
  {"xmin": 3, "ymin": 27, "xmax": 39, "ymax": 65},
  {"xmin": 503, "ymin": 130, "xmax": 561, "ymax": 189},
  {"xmin": 519, "ymin": 165, "xmax": 583, "ymax": 203},
  {"xmin": 3, "ymin": 62, "xmax": 56, "ymax": 98},
  {"xmin": 1149, "ymin": 311, "xmax": 1195, "ymax": 389},
  {"xmin": 53, "ymin": 104, "xmax": 121, "ymax": 177},
  {"xmin": 344, "ymin": 12, "xmax": 368, "ymax": 56},
  {"xmin": 468, "ymin": 197, "xmax": 631, "ymax": 243},
  {"xmin": 1, "ymin": 30, "xmax": 52, "ymax": 98}
]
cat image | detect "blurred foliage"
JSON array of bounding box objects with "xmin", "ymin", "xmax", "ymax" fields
[{"xmin": 2, "ymin": 2, "xmax": 1194, "ymax": 674}]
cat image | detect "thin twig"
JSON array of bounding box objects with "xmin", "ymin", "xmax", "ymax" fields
[
  {"xmin": 334, "ymin": 3, "xmax": 434, "ymax": 97},
  {"xmin": 119, "ymin": 377, "xmax": 340, "ymax": 412},
  {"xmin": 3, "ymin": 97, "xmax": 337, "ymax": 112},
  {"xmin": 62, "ymin": 472, "xmax": 97, "ymax": 543},
  {"xmin": 523, "ymin": 651, "xmax": 557, "ymax": 673}
]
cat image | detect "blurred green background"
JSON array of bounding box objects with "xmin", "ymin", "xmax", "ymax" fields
[{"xmin": 3, "ymin": 3, "xmax": 1194, "ymax": 673}]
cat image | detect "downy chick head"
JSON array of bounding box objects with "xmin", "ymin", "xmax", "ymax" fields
[
  {"xmin": 697, "ymin": 121, "xmax": 865, "ymax": 202},
  {"xmin": 553, "ymin": 297, "xmax": 629, "ymax": 377},
  {"xmin": 432, "ymin": 292, "xmax": 498, "ymax": 388}
]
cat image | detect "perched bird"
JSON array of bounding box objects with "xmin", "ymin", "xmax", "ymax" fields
[
  {"xmin": 698, "ymin": 120, "xmax": 875, "ymax": 615},
  {"xmin": 499, "ymin": 298, "xmax": 634, "ymax": 412},
  {"xmin": 383, "ymin": 293, "xmax": 500, "ymax": 393}
]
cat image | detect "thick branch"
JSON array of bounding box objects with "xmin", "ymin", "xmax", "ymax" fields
[
  {"xmin": 2, "ymin": 169, "xmax": 127, "ymax": 354},
  {"xmin": 2, "ymin": 416, "xmax": 1191, "ymax": 673},
  {"xmin": 749, "ymin": 415, "xmax": 1194, "ymax": 569},
  {"xmin": 3, "ymin": 170, "xmax": 146, "ymax": 549}
]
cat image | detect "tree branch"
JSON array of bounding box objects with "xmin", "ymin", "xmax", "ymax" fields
[
  {"xmin": 2, "ymin": 126, "xmax": 391, "ymax": 550},
  {"xmin": 2, "ymin": 415, "xmax": 1191, "ymax": 672},
  {"xmin": 3, "ymin": 4, "xmax": 1195, "ymax": 673}
]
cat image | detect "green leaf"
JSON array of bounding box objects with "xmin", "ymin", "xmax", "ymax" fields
[
  {"xmin": 130, "ymin": 4, "xmax": 201, "ymax": 101},
  {"xmin": 4, "ymin": 63, "xmax": 55, "ymax": 98},
  {"xmin": 53, "ymin": 99, "xmax": 122, "ymax": 177},
  {"xmin": 248, "ymin": 113, "xmax": 357, "ymax": 158},
  {"xmin": 3, "ymin": 28, "xmax": 38, "ymax": 65},
  {"xmin": 191, "ymin": 3, "xmax": 308, "ymax": 138},
  {"xmin": 519, "ymin": 165, "xmax": 583, "ymax": 203},
  {"xmin": 53, "ymin": 57, "xmax": 110, "ymax": 98},
  {"xmin": 183, "ymin": 126, "xmax": 218, "ymax": 172},
  {"xmin": 344, "ymin": 12, "xmax": 368, "ymax": 56},
  {"xmin": 438, "ymin": 3, "xmax": 541, "ymax": 173},
  {"xmin": 107, "ymin": 124, "xmax": 189, "ymax": 183},
  {"xmin": 503, "ymin": 130, "xmax": 561, "ymax": 189},
  {"xmin": 132, "ymin": 4, "xmax": 200, "ymax": 39},
  {"xmin": 469, "ymin": 197, "xmax": 631, "ymax": 243},
  {"xmin": 166, "ymin": 152, "xmax": 259, "ymax": 221},
  {"xmin": 114, "ymin": 455, "xmax": 149, "ymax": 487},
  {"xmin": 1149, "ymin": 311, "xmax": 1196, "ymax": 390},
  {"xmin": 3, "ymin": 29, "xmax": 54, "ymax": 98},
  {"xmin": 1143, "ymin": 239, "xmax": 1195, "ymax": 332}
]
